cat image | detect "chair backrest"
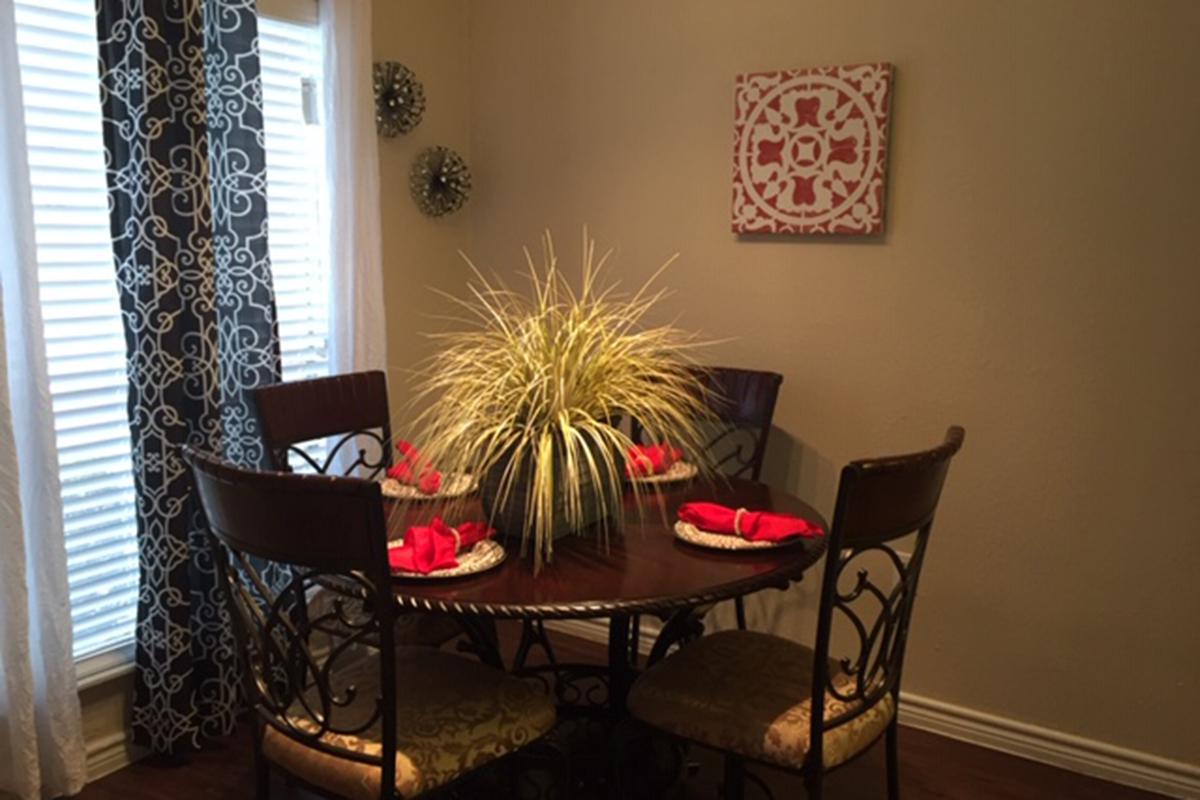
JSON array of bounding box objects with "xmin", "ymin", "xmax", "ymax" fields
[
  {"xmin": 631, "ymin": 366, "xmax": 783, "ymax": 480},
  {"xmin": 185, "ymin": 448, "xmax": 398, "ymax": 795},
  {"xmin": 807, "ymin": 426, "xmax": 965, "ymax": 769},
  {"xmin": 252, "ymin": 370, "xmax": 394, "ymax": 478}
]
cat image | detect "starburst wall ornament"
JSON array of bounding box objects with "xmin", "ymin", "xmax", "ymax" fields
[
  {"xmin": 409, "ymin": 146, "xmax": 471, "ymax": 217},
  {"xmin": 373, "ymin": 61, "xmax": 425, "ymax": 137}
]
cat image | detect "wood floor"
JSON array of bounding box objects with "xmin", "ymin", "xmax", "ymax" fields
[{"xmin": 76, "ymin": 626, "xmax": 1170, "ymax": 800}]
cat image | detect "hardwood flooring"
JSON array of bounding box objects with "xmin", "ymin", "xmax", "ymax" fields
[{"xmin": 75, "ymin": 626, "xmax": 1169, "ymax": 800}]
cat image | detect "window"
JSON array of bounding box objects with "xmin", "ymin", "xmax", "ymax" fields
[
  {"xmin": 260, "ymin": 16, "xmax": 329, "ymax": 387},
  {"xmin": 260, "ymin": 16, "xmax": 330, "ymax": 473},
  {"xmin": 14, "ymin": 0, "xmax": 137, "ymax": 661},
  {"xmin": 12, "ymin": 0, "xmax": 329, "ymax": 662}
]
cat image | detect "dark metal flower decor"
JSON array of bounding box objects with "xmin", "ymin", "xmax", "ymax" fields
[
  {"xmin": 410, "ymin": 146, "xmax": 472, "ymax": 217},
  {"xmin": 373, "ymin": 61, "xmax": 425, "ymax": 137}
]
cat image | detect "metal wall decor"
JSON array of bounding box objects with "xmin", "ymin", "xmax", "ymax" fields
[
  {"xmin": 373, "ymin": 60, "xmax": 425, "ymax": 137},
  {"xmin": 410, "ymin": 145, "xmax": 472, "ymax": 216}
]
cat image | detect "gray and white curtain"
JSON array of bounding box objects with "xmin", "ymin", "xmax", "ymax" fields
[{"xmin": 95, "ymin": 0, "xmax": 280, "ymax": 754}]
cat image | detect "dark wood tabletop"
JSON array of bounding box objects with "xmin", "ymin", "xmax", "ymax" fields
[{"xmin": 384, "ymin": 477, "xmax": 828, "ymax": 620}]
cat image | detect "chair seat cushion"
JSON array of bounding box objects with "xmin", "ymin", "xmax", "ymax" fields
[
  {"xmin": 262, "ymin": 647, "xmax": 556, "ymax": 799},
  {"xmin": 627, "ymin": 630, "xmax": 894, "ymax": 770}
]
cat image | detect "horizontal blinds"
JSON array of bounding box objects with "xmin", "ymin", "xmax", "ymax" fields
[
  {"xmin": 14, "ymin": 0, "xmax": 137, "ymax": 659},
  {"xmin": 13, "ymin": 3, "xmax": 330, "ymax": 660},
  {"xmin": 259, "ymin": 17, "xmax": 330, "ymax": 471}
]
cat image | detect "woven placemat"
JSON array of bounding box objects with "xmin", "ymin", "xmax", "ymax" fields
[
  {"xmin": 380, "ymin": 472, "xmax": 477, "ymax": 500},
  {"xmin": 389, "ymin": 539, "xmax": 506, "ymax": 579}
]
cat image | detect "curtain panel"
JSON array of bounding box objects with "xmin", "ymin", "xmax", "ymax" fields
[
  {"xmin": 95, "ymin": 0, "xmax": 280, "ymax": 754},
  {"xmin": 322, "ymin": 0, "xmax": 387, "ymax": 379},
  {"xmin": 320, "ymin": 0, "xmax": 389, "ymax": 476},
  {"xmin": 1, "ymin": 2, "xmax": 88, "ymax": 795}
]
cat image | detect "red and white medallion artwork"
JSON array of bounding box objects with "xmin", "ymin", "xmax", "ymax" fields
[{"xmin": 732, "ymin": 63, "xmax": 894, "ymax": 235}]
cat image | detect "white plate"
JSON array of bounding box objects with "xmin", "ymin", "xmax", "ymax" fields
[
  {"xmin": 388, "ymin": 538, "xmax": 506, "ymax": 579},
  {"xmin": 632, "ymin": 460, "xmax": 699, "ymax": 485},
  {"xmin": 673, "ymin": 520, "xmax": 800, "ymax": 551},
  {"xmin": 379, "ymin": 472, "xmax": 477, "ymax": 500}
]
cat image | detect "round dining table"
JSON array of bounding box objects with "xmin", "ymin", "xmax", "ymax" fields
[{"xmin": 384, "ymin": 476, "xmax": 829, "ymax": 712}]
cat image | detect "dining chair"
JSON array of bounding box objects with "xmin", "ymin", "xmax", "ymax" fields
[
  {"xmin": 631, "ymin": 366, "xmax": 782, "ymax": 481},
  {"xmin": 252, "ymin": 370, "xmax": 460, "ymax": 649},
  {"xmin": 627, "ymin": 426, "xmax": 965, "ymax": 799},
  {"xmin": 632, "ymin": 366, "xmax": 783, "ymax": 631},
  {"xmin": 253, "ymin": 370, "xmax": 394, "ymax": 478},
  {"xmin": 186, "ymin": 448, "xmax": 557, "ymax": 800},
  {"xmin": 690, "ymin": 365, "xmax": 783, "ymax": 481}
]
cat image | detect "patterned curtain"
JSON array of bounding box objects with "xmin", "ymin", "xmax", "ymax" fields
[{"xmin": 95, "ymin": 0, "xmax": 280, "ymax": 754}]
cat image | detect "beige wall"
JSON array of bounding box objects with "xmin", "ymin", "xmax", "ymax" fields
[
  {"xmin": 375, "ymin": 0, "xmax": 1198, "ymax": 767},
  {"xmin": 373, "ymin": 0, "xmax": 473, "ymax": 414},
  {"xmin": 441, "ymin": 0, "xmax": 1200, "ymax": 766}
]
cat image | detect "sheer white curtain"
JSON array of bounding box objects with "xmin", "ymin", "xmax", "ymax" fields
[
  {"xmin": 321, "ymin": 0, "xmax": 388, "ymax": 378},
  {"xmin": 0, "ymin": 2, "xmax": 87, "ymax": 798}
]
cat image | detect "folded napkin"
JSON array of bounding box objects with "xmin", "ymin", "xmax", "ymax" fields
[
  {"xmin": 389, "ymin": 517, "xmax": 494, "ymax": 574},
  {"xmin": 678, "ymin": 501, "xmax": 824, "ymax": 543},
  {"xmin": 626, "ymin": 443, "xmax": 684, "ymax": 477},
  {"xmin": 389, "ymin": 440, "xmax": 442, "ymax": 495}
]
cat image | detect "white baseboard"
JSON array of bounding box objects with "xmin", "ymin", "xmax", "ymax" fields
[
  {"xmin": 897, "ymin": 693, "xmax": 1199, "ymax": 799},
  {"xmin": 546, "ymin": 619, "xmax": 1200, "ymax": 799},
  {"xmin": 86, "ymin": 729, "xmax": 145, "ymax": 782}
]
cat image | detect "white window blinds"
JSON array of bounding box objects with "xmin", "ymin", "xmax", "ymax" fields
[
  {"xmin": 260, "ymin": 16, "xmax": 329, "ymax": 387},
  {"xmin": 12, "ymin": 1, "xmax": 330, "ymax": 660},
  {"xmin": 14, "ymin": 0, "xmax": 138, "ymax": 660},
  {"xmin": 260, "ymin": 16, "xmax": 330, "ymax": 474}
]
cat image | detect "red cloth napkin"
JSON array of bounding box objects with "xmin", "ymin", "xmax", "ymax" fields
[
  {"xmin": 626, "ymin": 443, "xmax": 683, "ymax": 477},
  {"xmin": 389, "ymin": 517, "xmax": 494, "ymax": 574},
  {"xmin": 389, "ymin": 440, "xmax": 442, "ymax": 494},
  {"xmin": 678, "ymin": 502, "xmax": 824, "ymax": 543}
]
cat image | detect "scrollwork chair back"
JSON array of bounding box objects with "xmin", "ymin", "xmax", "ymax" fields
[
  {"xmin": 186, "ymin": 447, "xmax": 399, "ymax": 798},
  {"xmin": 694, "ymin": 366, "xmax": 783, "ymax": 481},
  {"xmin": 805, "ymin": 426, "xmax": 965, "ymax": 782},
  {"xmin": 631, "ymin": 366, "xmax": 782, "ymax": 480},
  {"xmin": 253, "ymin": 370, "xmax": 394, "ymax": 478}
]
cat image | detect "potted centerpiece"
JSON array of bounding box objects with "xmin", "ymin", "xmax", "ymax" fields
[{"xmin": 407, "ymin": 231, "xmax": 714, "ymax": 569}]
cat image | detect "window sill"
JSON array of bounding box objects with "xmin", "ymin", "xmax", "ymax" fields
[{"xmin": 77, "ymin": 644, "xmax": 135, "ymax": 692}]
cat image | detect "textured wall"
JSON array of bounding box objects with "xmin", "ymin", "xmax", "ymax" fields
[{"xmin": 448, "ymin": 0, "xmax": 1200, "ymax": 765}]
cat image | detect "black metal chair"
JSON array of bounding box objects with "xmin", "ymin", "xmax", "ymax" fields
[
  {"xmin": 186, "ymin": 448, "xmax": 556, "ymax": 799},
  {"xmin": 631, "ymin": 366, "xmax": 783, "ymax": 481},
  {"xmin": 627, "ymin": 427, "xmax": 965, "ymax": 799},
  {"xmin": 253, "ymin": 370, "xmax": 394, "ymax": 478},
  {"xmin": 252, "ymin": 370, "xmax": 460, "ymax": 649}
]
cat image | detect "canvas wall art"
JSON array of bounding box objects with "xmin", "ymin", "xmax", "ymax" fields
[{"xmin": 732, "ymin": 63, "xmax": 894, "ymax": 235}]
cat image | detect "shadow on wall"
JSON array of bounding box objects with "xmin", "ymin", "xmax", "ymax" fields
[
  {"xmin": 735, "ymin": 231, "xmax": 889, "ymax": 247},
  {"xmin": 759, "ymin": 422, "xmax": 839, "ymax": 509}
]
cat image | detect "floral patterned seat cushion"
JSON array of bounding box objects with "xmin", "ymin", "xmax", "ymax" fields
[
  {"xmin": 627, "ymin": 630, "xmax": 894, "ymax": 770},
  {"xmin": 261, "ymin": 647, "xmax": 556, "ymax": 799}
]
